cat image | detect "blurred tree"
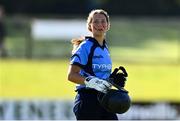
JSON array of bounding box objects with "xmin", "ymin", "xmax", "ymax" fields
[
  {"xmin": 86, "ymin": 0, "xmax": 109, "ymax": 12},
  {"xmin": 0, "ymin": 5, "xmax": 7, "ymax": 57},
  {"xmin": 0, "ymin": 0, "xmax": 179, "ymax": 16}
]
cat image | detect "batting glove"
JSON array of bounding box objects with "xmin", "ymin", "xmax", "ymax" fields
[
  {"xmin": 110, "ymin": 66, "xmax": 128, "ymax": 88},
  {"xmin": 85, "ymin": 76, "xmax": 112, "ymax": 93}
]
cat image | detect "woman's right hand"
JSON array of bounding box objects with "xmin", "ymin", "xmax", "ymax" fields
[{"xmin": 84, "ymin": 76, "xmax": 112, "ymax": 93}]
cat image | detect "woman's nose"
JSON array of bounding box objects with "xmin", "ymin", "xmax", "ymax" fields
[{"xmin": 96, "ymin": 22, "xmax": 103, "ymax": 27}]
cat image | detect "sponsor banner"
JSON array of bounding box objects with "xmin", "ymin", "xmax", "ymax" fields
[
  {"xmin": 0, "ymin": 100, "xmax": 74, "ymax": 120},
  {"xmin": 118, "ymin": 102, "xmax": 180, "ymax": 120},
  {"xmin": 0, "ymin": 100, "xmax": 179, "ymax": 120}
]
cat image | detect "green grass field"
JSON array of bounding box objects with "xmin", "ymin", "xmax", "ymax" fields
[{"xmin": 0, "ymin": 59, "xmax": 179, "ymax": 102}]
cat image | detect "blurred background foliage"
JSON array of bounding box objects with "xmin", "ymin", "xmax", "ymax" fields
[
  {"xmin": 1, "ymin": 0, "xmax": 180, "ymax": 16},
  {"xmin": 3, "ymin": 16, "xmax": 180, "ymax": 64}
]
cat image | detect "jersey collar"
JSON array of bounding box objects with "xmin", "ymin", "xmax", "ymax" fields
[{"xmin": 85, "ymin": 36, "xmax": 107, "ymax": 49}]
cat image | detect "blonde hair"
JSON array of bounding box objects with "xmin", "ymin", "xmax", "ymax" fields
[{"xmin": 71, "ymin": 9, "xmax": 110, "ymax": 54}]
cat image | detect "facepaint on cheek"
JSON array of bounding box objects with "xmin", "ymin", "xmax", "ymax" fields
[
  {"xmin": 92, "ymin": 22, "xmax": 107, "ymax": 32},
  {"xmin": 93, "ymin": 25, "xmax": 99, "ymax": 31},
  {"xmin": 102, "ymin": 25, "xmax": 106, "ymax": 30}
]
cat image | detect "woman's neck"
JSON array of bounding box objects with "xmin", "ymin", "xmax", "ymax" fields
[{"xmin": 92, "ymin": 35, "xmax": 105, "ymax": 46}]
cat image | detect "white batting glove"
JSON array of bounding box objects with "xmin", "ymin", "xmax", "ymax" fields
[{"xmin": 84, "ymin": 76, "xmax": 112, "ymax": 93}]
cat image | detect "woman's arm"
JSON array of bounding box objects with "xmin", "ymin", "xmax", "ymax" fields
[
  {"xmin": 67, "ymin": 64, "xmax": 85, "ymax": 84},
  {"xmin": 67, "ymin": 64, "xmax": 112, "ymax": 93}
]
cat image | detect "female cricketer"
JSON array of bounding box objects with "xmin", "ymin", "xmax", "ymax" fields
[{"xmin": 67, "ymin": 9, "xmax": 118, "ymax": 120}]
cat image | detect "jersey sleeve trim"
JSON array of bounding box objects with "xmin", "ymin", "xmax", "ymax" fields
[
  {"xmin": 71, "ymin": 54, "xmax": 81, "ymax": 62},
  {"xmin": 70, "ymin": 62, "xmax": 85, "ymax": 69}
]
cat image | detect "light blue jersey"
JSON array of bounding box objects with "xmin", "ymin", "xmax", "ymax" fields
[{"xmin": 70, "ymin": 37, "xmax": 112, "ymax": 90}]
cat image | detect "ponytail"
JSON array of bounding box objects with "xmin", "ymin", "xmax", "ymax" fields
[{"xmin": 71, "ymin": 37, "xmax": 85, "ymax": 54}]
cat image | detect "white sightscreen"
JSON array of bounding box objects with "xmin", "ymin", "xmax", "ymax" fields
[{"xmin": 31, "ymin": 19, "xmax": 91, "ymax": 40}]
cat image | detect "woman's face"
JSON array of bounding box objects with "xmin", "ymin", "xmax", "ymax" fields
[{"xmin": 90, "ymin": 13, "xmax": 108, "ymax": 36}]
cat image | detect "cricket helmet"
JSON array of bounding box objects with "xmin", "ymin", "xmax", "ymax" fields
[{"xmin": 98, "ymin": 89, "xmax": 131, "ymax": 114}]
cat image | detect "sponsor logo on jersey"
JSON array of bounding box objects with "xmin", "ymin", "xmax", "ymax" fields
[{"xmin": 92, "ymin": 64, "xmax": 112, "ymax": 70}]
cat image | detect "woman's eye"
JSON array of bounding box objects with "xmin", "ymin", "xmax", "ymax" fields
[
  {"xmin": 93, "ymin": 20, "xmax": 106, "ymax": 24},
  {"xmin": 101, "ymin": 20, "xmax": 106, "ymax": 24}
]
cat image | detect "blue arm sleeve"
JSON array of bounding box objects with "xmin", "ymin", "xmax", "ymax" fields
[{"xmin": 70, "ymin": 43, "xmax": 89, "ymax": 68}]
